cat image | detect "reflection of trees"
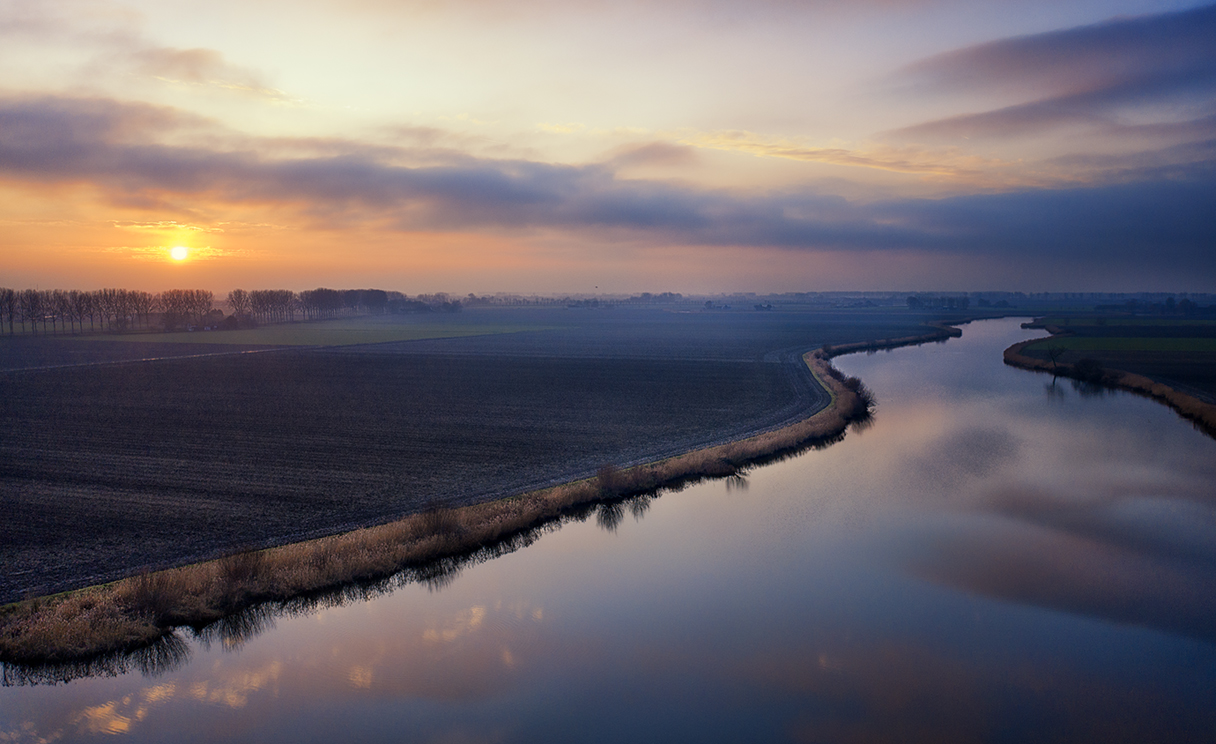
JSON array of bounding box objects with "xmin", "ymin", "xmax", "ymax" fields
[
  {"xmin": 596, "ymin": 502, "xmax": 626, "ymax": 532},
  {"xmin": 724, "ymin": 474, "xmax": 750, "ymax": 493},
  {"xmin": 1070, "ymin": 378, "xmax": 1109, "ymax": 398},
  {"xmin": 628, "ymin": 493, "xmax": 654, "ymax": 520},
  {"xmin": 196, "ymin": 605, "xmax": 278, "ymax": 651},
  {"xmin": 1044, "ymin": 379, "xmax": 1066, "ymax": 400},
  {"xmin": 2, "ymin": 632, "xmax": 189, "ymax": 687}
]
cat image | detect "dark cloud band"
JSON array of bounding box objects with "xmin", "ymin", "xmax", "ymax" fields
[{"xmin": 2, "ymin": 94, "xmax": 1214, "ymax": 283}]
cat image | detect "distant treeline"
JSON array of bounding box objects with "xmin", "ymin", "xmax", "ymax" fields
[
  {"xmin": 0, "ymin": 287, "xmax": 212, "ymax": 334},
  {"xmin": 225, "ymin": 288, "xmax": 461, "ymax": 323},
  {"xmin": 1094, "ymin": 297, "xmax": 1213, "ymax": 316},
  {"xmin": 0, "ymin": 286, "xmax": 462, "ymax": 335},
  {"xmin": 906, "ymin": 295, "xmax": 973, "ymax": 310}
]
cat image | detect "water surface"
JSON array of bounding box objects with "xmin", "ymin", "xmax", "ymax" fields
[{"xmin": 4, "ymin": 318, "xmax": 1215, "ymax": 742}]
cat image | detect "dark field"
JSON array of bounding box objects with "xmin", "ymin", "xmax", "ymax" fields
[
  {"xmin": 1023, "ymin": 317, "xmax": 1216, "ymax": 402},
  {"xmin": 0, "ymin": 335, "xmax": 281, "ymax": 372},
  {"xmin": 1, "ymin": 307, "xmax": 938, "ymax": 603}
]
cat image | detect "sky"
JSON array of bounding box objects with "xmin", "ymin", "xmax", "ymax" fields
[{"xmin": 1, "ymin": 0, "xmax": 1213, "ymax": 294}]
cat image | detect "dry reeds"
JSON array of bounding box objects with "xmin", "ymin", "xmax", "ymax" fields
[
  {"xmin": 1, "ymin": 349, "xmax": 875, "ymax": 667},
  {"xmin": 818, "ymin": 323, "xmax": 961, "ymax": 360}
]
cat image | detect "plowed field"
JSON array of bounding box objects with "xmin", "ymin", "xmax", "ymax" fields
[{"xmin": 0, "ymin": 307, "xmax": 936, "ymax": 602}]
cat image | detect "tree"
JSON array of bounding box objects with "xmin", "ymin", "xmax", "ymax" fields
[
  {"xmin": 131, "ymin": 291, "xmax": 157, "ymax": 330},
  {"xmin": 1072, "ymin": 358, "xmax": 1106, "ymax": 384},
  {"xmin": 226, "ymin": 289, "xmax": 251, "ymax": 318},
  {"xmin": 96, "ymin": 288, "xmax": 120, "ymax": 331},
  {"xmin": 18, "ymin": 289, "xmax": 42, "ymax": 334},
  {"xmin": 1045, "ymin": 344, "xmax": 1066, "ymax": 376},
  {"xmin": 159, "ymin": 289, "xmax": 211, "ymax": 330},
  {"xmin": 67, "ymin": 290, "xmax": 86, "ymax": 334},
  {"xmin": 0, "ymin": 288, "xmax": 15, "ymax": 334}
]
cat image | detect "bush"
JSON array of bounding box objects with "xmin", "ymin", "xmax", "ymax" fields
[
  {"xmin": 597, "ymin": 464, "xmax": 624, "ymax": 496},
  {"xmin": 1072, "ymin": 358, "xmax": 1106, "ymax": 384},
  {"xmin": 123, "ymin": 571, "xmax": 187, "ymax": 626},
  {"xmin": 219, "ymin": 549, "xmax": 266, "ymax": 585}
]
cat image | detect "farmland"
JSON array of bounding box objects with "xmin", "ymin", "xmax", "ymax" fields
[
  {"xmin": 1, "ymin": 307, "xmax": 947, "ymax": 604},
  {"xmin": 64, "ymin": 316, "xmax": 552, "ymax": 348}
]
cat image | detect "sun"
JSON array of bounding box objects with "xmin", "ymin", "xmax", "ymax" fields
[{"xmin": 170, "ymin": 246, "xmax": 189, "ymax": 261}]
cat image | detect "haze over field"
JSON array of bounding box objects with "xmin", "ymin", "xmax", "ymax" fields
[{"xmin": 1, "ymin": 0, "xmax": 1214, "ymax": 293}]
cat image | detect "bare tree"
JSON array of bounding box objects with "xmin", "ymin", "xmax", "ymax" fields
[
  {"xmin": 0, "ymin": 288, "xmax": 15, "ymax": 334},
  {"xmin": 1045, "ymin": 344, "xmax": 1066, "ymax": 376},
  {"xmin": 130, "ymin": 291, "xmax": 156, "ymax": 330},
  {"xmin": 227, "ymin": 288, "xmax": 251, "ymax": 318},
  {"xmin": 96, "ymin": 288, "xmax": 120, "ymax": 331},
  {"xmin": 68, "ymin": 290, "xmax": 90, "ymax": 334},
  {"xmin": 18, "ymin": 289, "xmax": 42, "ymax": 334}
]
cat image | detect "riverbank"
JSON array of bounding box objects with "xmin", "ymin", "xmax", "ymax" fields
[
  {"xmin": 819, "ymin": 321, "xmax": 961, "ymax": 357},
  {"xmin": 0, "ymin": 348, "xmax": 882, "ymax": 665},
  {"xmin": 1, "ymin": 318, "xmax": 975, "ymax": 666},
  {"xmin": 1004, "ymin": 338, "xmax": 1216, "ymax": 437}
]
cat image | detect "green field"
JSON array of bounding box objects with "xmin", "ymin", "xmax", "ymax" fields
[
  {"xmin": 1024, "ymin": 337, "xmax": 1216, "ymax": 353},
  {"xmin": 62, "ymin": 319, "xmax": 553, "ymax": 347}
]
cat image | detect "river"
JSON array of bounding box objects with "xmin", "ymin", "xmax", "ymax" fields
[{"xmin": 3, "ymin": 317, "xmax": 1215, "ymax": 742}]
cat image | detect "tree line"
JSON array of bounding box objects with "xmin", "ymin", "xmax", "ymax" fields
[
  {"xmin": 0, "ymin": 286, "xmax": 461, "ymax": 335},
  {"xmin": 226, "ymin": 288, "xmax": 396, "ymax": 323},
  {"xmin": 0, "ymin": 287, "xmax": 212, "ymax": 334}
]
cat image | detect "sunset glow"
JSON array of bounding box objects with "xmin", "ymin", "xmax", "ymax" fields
[{"xmin": 1, "ymin": 0, "xmax": 1213, "ymax": 293}]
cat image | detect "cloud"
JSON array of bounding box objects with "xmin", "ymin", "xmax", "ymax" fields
[
  {"xmin": 681, "ymin": 130, "xmax": 1004, "ymax": 179},
  {"xmin": 127, "ymin": 46, "xmax": 294, "ymax": 101},
  {"xmin": 1, "ymin": 94, "xmax": 1214, "ymax": 285},
  {"xmin": 903, "ymin": 4, "xmax": 1216, "ymax": 97},
  {"xmin": 892, "ymin": 4, "xmax": 1216, "ymax": 141},
  {"xmin": 0, "ymin": 0, "xmax": 294, "ymax": 102},
  {"xmin": 896, "ymin": 67, "xmax": 1216, "ymax": 141},
  {"xmin": 871, "ymin": 172, "xmax": 1216, "ymax": 263},
  {"xmin": 906, "ymin": 484, "xmax": 1216, "ymax": 642},
  {"xmin": 608, "ymin": 142, "xmax": 700, "ymax": 168}
]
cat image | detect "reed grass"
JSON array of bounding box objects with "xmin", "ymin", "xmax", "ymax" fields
[{"xmin": 0, "ymin": 349, "xmax": 876, "ymax": 666}]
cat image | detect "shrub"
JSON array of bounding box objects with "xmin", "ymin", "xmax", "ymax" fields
[
  {"xmin": 219, "ymin": 549, "xmax": 267, "ymax": 585},
  {"xmin": 419, "ymin": 507, "xmax": 459, "ymax": 535},
  {"xmin": 597, "ymin": 464, "xmax": 624, "ymax": 496},
  {"xmin": 122, "ymin": 571, "xmax": 188, "ymax": 626},
  {"xmin": 1072, "ymin": 358, "xmax": 1106, "ymax": 384}
]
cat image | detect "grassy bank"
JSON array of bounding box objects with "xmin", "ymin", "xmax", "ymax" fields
[
  {"xmin": 0, "ymin": 349, "xmax": 877, "ymax": 666},
  {"xmin": 1004, "ymin": 338, "xmax": 1216, "ymax": 437},
  {"xmin": 819, "ymin": 321, "xmax": 961, "ymax": 357}
]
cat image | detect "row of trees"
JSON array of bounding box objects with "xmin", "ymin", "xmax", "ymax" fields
[
  {"xmin": 223, "ymin": 288, "xmax": 462, "ymax": 321},
  {"xmin": 0, "ymin": 287, "xmax": 197, "ymax": 334},
  {"xmin": 225, "ymin": 288, "xmax": 398, "ymax": 323},
  {"xmin": 0, "ymin": 285, "xmax": 462, "ymax": 335},
  {"xmin": 907, "ymin": 296, "xmax": 971, "ymax": 310}
]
